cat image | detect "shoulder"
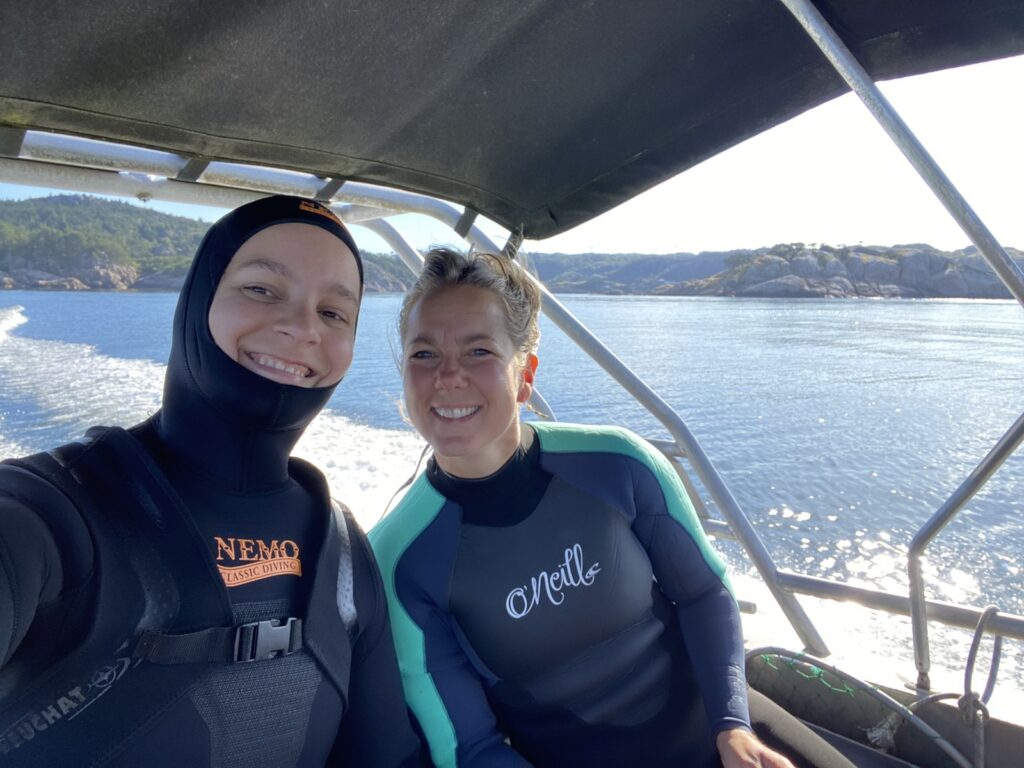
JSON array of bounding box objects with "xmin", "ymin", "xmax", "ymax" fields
[
  {"xmin": 0, "ymin": 459, "xmax": 80, "ymax": 539},
  {"xmin": 368, "ymin": 473, "xmax": 448, "ymax": 570},
  {"xmin": 531, "ymin": 421, "xmax": 664, "ymax": 466},
  {"xmin": 531, "ymin": 422, "xmax": 693, "ymax": 522},
  {"xmin": 0, "ymin": 439, "xmax": 104, "ymax": 590},
  {"xmin": 288, "ymin": 455, "xmax": 332, "ymax": 498},
  {"xmin": 0, "ymin": 432, "xmax": 120, "ymax": 517}
]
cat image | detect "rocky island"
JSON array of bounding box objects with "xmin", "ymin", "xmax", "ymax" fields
[
  {"xmin": 654, "ymin": 243, "xmax": 1023, "ymax": 299},
  {"xmin": 2, "ymin": 195, "xmax": 1020, "ymax": 299}
]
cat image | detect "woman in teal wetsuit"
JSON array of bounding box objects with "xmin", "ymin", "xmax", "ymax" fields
[{"xmin": 370, "ymin": 247, "xmax": 854, "ymax": 768}]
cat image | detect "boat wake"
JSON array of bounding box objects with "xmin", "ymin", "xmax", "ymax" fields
[
  {"xmin": 0, "ymin": 305, "xmax": 28, "ymax": 338},
  {"xmin": 0, "ymin": 310, "xmax": 425, "ymax": 527}
]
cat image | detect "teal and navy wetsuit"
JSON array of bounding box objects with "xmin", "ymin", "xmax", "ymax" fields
[{"xmin": 370, "ymin": 422, "xmax": 748, "ymax": 767}]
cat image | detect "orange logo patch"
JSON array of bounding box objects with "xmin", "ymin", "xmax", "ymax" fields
[
  {"xmin": 214, "ymin": 537, "xmax": 302, "ymax": 587},
  {"xmin": 298, "ymin": 199, "xmax": 344, "ymax": 227}
]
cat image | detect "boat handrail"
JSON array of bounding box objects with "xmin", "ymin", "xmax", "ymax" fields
[
  {"xmin": 779, "ymin": 0, "xmax": 1024, "ymax": 693},
  {"xmin": 648, "ymin": 443, "xmax": 1024, "ymax": 642},
  {"xmin": 2, "ymin": 130, "xmax": 500, "ymax": 248},
  {"xmin": 907, "ymin": 410, "xmax": 1024, "ymax": 688}
]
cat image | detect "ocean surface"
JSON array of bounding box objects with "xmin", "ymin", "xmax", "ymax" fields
[{"xmin": 1, "ymin": 290, "xmax": 1022, "ymax": 713}]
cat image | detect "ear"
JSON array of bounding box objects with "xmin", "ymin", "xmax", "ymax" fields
[{"xmin": 517, "ymin": 353, "xmax": 539, "ymax": 403}]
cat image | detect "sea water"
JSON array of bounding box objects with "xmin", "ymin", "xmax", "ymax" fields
[{"xmin": 1, "ymin": 291, "xmax": 1021, "ymax": 716}]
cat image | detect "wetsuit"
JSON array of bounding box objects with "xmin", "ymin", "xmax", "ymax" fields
[
  {"xmin": 0, "ymin": 196, "xmax": 419, "ymax": 767},
  {"xmin": 370, "ymin": 422, "xmax": 853, "ymax": 768}
]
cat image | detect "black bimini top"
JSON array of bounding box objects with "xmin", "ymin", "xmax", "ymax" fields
[{"xmin": 2, "ymin": 1, "xmax": 1023, "ymax": 238}]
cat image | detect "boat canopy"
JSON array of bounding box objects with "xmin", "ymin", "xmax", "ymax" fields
[{"xmin": 3, "ymin": 0, "xmax": 1024, "ymax": 238}]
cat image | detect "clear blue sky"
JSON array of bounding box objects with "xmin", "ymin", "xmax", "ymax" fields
[{"xmin": 2, "ymin": 54, "xmax": 1022, "ymax": 255}]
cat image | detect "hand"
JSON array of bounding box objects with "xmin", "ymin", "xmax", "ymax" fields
[{"xmin": 716, "ymin": 728, "xmax": 796, "ymax": 768}]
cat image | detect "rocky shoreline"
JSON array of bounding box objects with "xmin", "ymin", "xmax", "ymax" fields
[
  {"xmin": 0, "ymin": 254, "xmax": 142, "ymax": 291},
  {"xmin": 0, "ymin": 256, "xmax": 410, "ymax": 293},
  {"xmin": 3, "ymin": 243, "xmax": 1021, "ymax": 299},
  {"xmin": 4, "ymin": 196, "xmax": 1021, "ymax": 298},
  {"xmin": 656, "ymin": 244, "xmax": 1022, "ymax": 299}
]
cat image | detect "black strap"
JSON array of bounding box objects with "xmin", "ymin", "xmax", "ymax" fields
[
  {"xmin": 315, "ymin": 178, "xmax": 345, "ymax": 201},
  {"xmin": 501, "ymin": 223, "xmax": 524, "ymax": 260},
  {"xmin": 0, "ymin": 126, "xmax": 26, "ymax": 157},
  {"xmin": 175, "ymin": 156, "xmax": 210, "ymax": 182},
  {"xmin": 454, "ymin": 207, "xmax": 478, "ymax": 238},
  {"xmin": 133, "ymin": 618, "xmax": 303, "ymax": 664}
]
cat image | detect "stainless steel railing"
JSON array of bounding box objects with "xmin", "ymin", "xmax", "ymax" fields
[{"xmin": 780, "ymin": 0, "xmax": 1024, "ymax": 693}]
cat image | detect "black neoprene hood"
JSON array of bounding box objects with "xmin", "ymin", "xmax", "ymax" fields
[{"xmin": 162, "ymin": 195, "xmax": 362, "ymax": 451}]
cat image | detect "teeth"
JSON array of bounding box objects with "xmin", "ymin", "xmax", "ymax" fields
[
  {"xmin": 252, "ymin": 354, "xmax": 311, "ymax": 378},
  {"xmin": 434, "ymin": 406, "xmax": 479, "ymax": 419}
]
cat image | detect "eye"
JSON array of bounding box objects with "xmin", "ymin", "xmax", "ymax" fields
[
  {"xmin": 409, "ymin": 349, "xmax": 436, "ymax": 360},
  {"xmin": 469, "ymin": 347, "xmax": 494, "ymax": 357},
  {"xmin": 241, "ymin": 284, "xmax": 275, "ymax": 299},
  {"xmin": 319, "ymin": 308, "xmax": 350, "ymax": 325}
]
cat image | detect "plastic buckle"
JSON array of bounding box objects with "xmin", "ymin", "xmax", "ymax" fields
[{"xmin": 233, "ymin": 618, "xmax": 301, "ymax": 662}]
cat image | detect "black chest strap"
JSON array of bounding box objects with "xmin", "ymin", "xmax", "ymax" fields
[
  {"xmin": 130, "ymin": 499, "xmax": 357, "ymax": 666},
  {"xmin": 132, "ymin": 617, "xmax": 304, "ymax": 664}
]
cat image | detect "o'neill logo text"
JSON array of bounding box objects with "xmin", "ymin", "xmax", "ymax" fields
[
  {"xmin": 505, "ymin": 544, "xmax": 601, "ymax": 619},
  {"xmin": 215, "ymin": 537, "xmax": 302, "ymax": 587}
]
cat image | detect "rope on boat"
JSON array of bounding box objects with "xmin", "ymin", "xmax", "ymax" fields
[
  {"xmin": 889, "ymin": 606, "xmax": 1002, "ymax": 768},
  {"xmin": 957, "ymin": 605, "xmax": 1002, "ymax": 768},
  {"xmin": 904, "ymin": 693, "xmax": 980, "ymax": 768},
  {"xmin": 963, "ymin": 605, "xmax": 1002, "ymax": 708},
  {"xmin": 746, "ymin": 647, "xmax": 973, "ymax": 768},
  {"xmin": 956, "ymin": 694, "xmax": 987, "ymax": 768}
]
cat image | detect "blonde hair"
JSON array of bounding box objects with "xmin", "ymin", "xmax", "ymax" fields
[{"xmin": 399, "ymin": 247, "xmax": 541, "ymax": 363}]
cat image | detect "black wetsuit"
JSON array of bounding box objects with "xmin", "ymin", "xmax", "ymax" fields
[
  {"xmin": 370, "ymin": 423, "xmax": 853, "ymax": 768},
  {"xmin": 0, "ymin": 196, "xmax": 419, "ymax": 767}
]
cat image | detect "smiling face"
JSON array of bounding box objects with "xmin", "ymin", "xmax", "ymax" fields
[
  {"xmin": 402, "ymin": 284, "xmax": 536, "ymax": 478},
  {"xmin": 208, "ymin": 222, "xmax": 361, "ymax": 388}
]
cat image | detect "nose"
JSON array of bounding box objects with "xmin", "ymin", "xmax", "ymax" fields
[
  {"xmin": 434, "ymin": 354, "xmax": 466, "ymax": 390},
  {"xmin": 275, "ymin": 302, "xmax": 320, "ymax": 344}
]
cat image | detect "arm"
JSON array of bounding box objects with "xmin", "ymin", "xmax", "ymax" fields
[
  {"xmin": 667, "ymin": 561, "xmax": 749, "ymax": 737},
  {"xmin": 0, "ymin": 489, "xmax": 66, "ymax": 667},
  {"xmin": 370, "ymin": 490, "xmax": 530, "ymax": 768},
  {"xmin": 625, "ymin": 441, "xmax": 751, "ymax": 736},
  {"xmin": 398, "ymin": 608, "xmax": 530, "ymax": 768}
]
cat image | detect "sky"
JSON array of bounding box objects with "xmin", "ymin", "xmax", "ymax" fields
[{"xmin": 1, "ymin": 53, "xmax": 1022, "ymax": 256}]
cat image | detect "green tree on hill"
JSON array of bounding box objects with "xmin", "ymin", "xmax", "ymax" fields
[{"xmin": 0, "ymin": 194, "xmax": 206, "ymax": 275}]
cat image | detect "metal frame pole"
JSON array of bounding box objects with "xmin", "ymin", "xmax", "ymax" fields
[
  {"xmin": 778, "ymin": 0, "xmax": 1024, "ymax": 309},
  {"xmin": 779, "ymin": 0, "xmax": 1024, "ymax": 685},
  {"xmin": 907, "ymin": 410, "xmax": 1024, "ymax": 688}
]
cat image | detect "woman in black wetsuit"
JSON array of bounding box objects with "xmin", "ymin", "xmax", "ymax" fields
[
  {"xmin": 0, "ymin": 196, "xmax": 419, "ymax": 767},
  {"xmin": 370, "ymin": 247, "xmax": 853, "ymax": 768}
]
